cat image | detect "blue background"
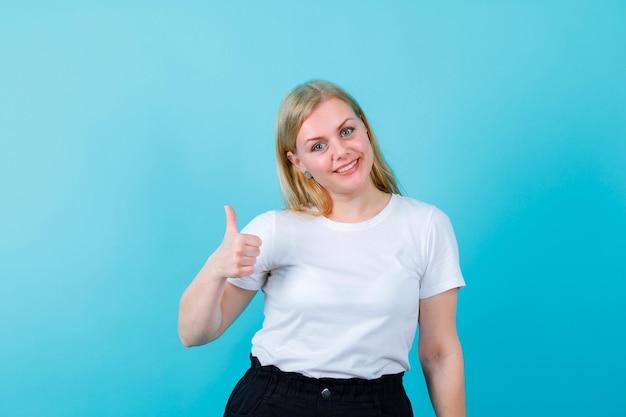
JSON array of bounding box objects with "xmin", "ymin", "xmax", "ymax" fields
[{"xmin": 1, "ymin": 1, "xmax": 625, "ymax": 416}]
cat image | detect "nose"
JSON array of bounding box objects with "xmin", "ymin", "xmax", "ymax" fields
[{"xmin": 333, "ymin": 141, "xmax": 348, "ymax": 160}]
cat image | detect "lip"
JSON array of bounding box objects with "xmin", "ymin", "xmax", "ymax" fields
[{"xmin": 334, "ymin": 158, "xmax": 359, "ymax": 174}]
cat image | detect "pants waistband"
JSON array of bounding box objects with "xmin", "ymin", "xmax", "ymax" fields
[{"xmin": 246, "ymin": 355, "xmax": 405, "ymax": 402}]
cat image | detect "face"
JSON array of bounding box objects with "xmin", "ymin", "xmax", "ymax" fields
[{"xmin": 287, "ymin": 98, "xmax": 375, "ymax": 199}]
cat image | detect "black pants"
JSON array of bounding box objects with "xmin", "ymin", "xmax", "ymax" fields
[{"xmin": 223, "ymin": 356, "xmax": 414, "ymax": 417}]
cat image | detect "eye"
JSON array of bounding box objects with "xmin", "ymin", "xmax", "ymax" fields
[
  {"xmin": 311, "ymin": 142, "xmax": 326, "ymax": 152},
  {"xmin": 340, "ymin": 127, "xmax": 354, "ymax": 137}
]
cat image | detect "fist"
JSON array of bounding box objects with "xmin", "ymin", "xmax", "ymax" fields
[{"xmin": 212, "ymin": 205, "xmax": 262, "ymax": 278}]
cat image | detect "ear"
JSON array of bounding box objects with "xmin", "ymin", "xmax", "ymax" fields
[{"xmin": 286, "ymin": 151, "xmax": 306, "ymax": 173}]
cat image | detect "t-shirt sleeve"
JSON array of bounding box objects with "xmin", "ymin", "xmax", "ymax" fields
[
  {"xmin": 226, "ymin": 211, "xmax": 275, "ymax": 291},
  {"xmin": 419, "ymin": 207, "xmax": 466, "ymax": 299}
]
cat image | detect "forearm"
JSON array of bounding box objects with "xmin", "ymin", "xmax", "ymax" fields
[
  {"xmin": 178, "ymin": 256, "xmax": 228, "ymax": 347},
  {"xmin": 421, "ymin": 350, "xmax": 466, "ymax": 417}
]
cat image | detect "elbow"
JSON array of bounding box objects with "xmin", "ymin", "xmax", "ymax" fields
[
  {"xmin": 178, "ymin": 325, "xmax": 219, "ymax": 348},
  {"xmin": 178, "ymin": 327, "xmax": 195, "ymax": 347},
  {"xmin": 418, "ymin": 342, "xmax": 441, "ymax": 366},
  {"xmin": 179, "ymin": 334, "xmax": 195, "ymax": 348},
  {"xmin": 177, "ymin": 303, "xmax": 224, "ymax": 347},
  {"xmin": 418, "ymin": 341, "xmax": 464, "ymax": 370},
  {"xmin": 178, "ymin": 333, "xmax": 209, "ymax": 348},
  {"xmin": 177, "ymin": 319, "xmax": 194, "ymax": 347},
  {"xmin": 419, "ymin": 350, "xmax": 441, "ymax": 372}
]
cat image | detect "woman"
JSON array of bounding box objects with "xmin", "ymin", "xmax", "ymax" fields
[{"xmin": 178, "ymin": 80, "xmax": 466, "ymax": 416}]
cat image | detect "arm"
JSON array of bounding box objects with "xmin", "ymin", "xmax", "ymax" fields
[
  {"xmin": 418, "ymin": 288, "xmax": 466, "ymax": 417},
  {"xmin": 178, "ymin": 206, "xmax": 261, "ymax": 347}
]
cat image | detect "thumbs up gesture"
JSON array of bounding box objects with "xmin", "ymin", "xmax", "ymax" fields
[{"xmin": 211, "ymin": 205, "xmax": 262, "ymax": 279}]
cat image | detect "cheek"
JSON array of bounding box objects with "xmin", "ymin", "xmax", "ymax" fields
[
  {"xmin": 308, "ymin": 158, "xmax": 331, "ymax": 173},
  {"xmin": 354, "ymin": 135, "xmax": 373, "ymax": 154}
]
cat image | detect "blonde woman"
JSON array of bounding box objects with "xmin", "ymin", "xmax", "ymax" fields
[{"xmin": 179, "ymin": 80, "xmax": 466, "ymax": 417}]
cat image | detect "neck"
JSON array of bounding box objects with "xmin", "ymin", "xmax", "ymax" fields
[{"xmin": 327, "ymin": 184, "xmax": 392, "ymax": 223}]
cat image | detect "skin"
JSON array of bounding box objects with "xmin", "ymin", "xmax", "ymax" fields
[
  {"xmin": 419, "ymin": 289, "xmax": 466, "ymax": 417},
  {"xmin": 178, "ymin": 98, "xmax": 466, "ymax": 416},
  {"xmin": 178, "ymin": 205, "xmax": 259, "ymax": 347},
  {"xmin": 287, "ymin": 98, "xmax": 390, "ymax": 222}
]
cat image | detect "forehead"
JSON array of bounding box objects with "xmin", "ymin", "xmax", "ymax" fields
[{"xmin": 297, "ymin": 98, "xmax": 357, "ymax": 141}]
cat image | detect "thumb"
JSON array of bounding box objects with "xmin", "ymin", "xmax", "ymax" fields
[{"xmin": 224, "ymin": 205, "xmax": 238, "ymax": 235}]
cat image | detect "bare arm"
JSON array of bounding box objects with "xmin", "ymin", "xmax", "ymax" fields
[
  {"xmin": 178, "ymin": 206, "xmax": 261, "ymax": 347},
  {"xmin": 418, "ymin": 288, "xmax": 466, "ymax": 417}
]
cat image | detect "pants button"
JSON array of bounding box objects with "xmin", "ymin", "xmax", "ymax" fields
[{"xmin": 320, "ymin": 387, "xmax": 331, "ymax": 399}]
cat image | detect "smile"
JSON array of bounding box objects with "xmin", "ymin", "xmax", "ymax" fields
[{"xmin": 335, "ymin": 159, "xmax": 358, "ymax": 173}]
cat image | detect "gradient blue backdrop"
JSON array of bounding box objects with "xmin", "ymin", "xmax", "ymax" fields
[{"xmin": 1, "ymin": 1, "xmax": 624, "ymax": 416}]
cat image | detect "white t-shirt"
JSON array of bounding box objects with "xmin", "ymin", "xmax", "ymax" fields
[{"xmin": 227, "ymin": 194, "xmax": 465, "ymax": 379}]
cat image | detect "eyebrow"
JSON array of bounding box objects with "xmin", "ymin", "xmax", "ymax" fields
[{"xmin": 302, "ymin": 117, "xmax": 355, "ymax": 144}]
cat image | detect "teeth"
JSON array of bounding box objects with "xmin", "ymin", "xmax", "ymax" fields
[{"xmin": 337, "ymin": 160, "xmax": 357, "ymax": 173}]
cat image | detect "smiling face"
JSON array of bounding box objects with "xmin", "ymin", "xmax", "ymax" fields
[{"xmin": 286, "ymin": 98, "xmax": 376, "ymax": 200}]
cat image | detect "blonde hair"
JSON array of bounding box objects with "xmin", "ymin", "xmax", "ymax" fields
[{"xmin": 275, "ymin": 80, "xmax": 400, "ymax": 216}]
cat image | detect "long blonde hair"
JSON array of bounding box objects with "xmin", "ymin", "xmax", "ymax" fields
[{"xmin": 275, "ymin": 80, "xmax": 400, "ymax": 216}]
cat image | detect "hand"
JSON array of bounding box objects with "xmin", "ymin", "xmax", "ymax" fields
[{"xmin": 209, "ymin": 205, "xmax": 262, "ymax": 279}]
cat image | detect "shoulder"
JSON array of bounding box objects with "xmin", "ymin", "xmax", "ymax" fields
[
  {"xmin": 241, "ymin": 208, "xmax": 315, "ymax": 233},
  {"xmin": 391, "ymin": 195, "xmax": 456, "ymax": 232},
  {"xmin": 392, "ymin": 194, "xmax": 440, "ymax": 220},
  {"xmin": 240, "ymin": 210, "xmax": 277, "ymax": 235}
]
